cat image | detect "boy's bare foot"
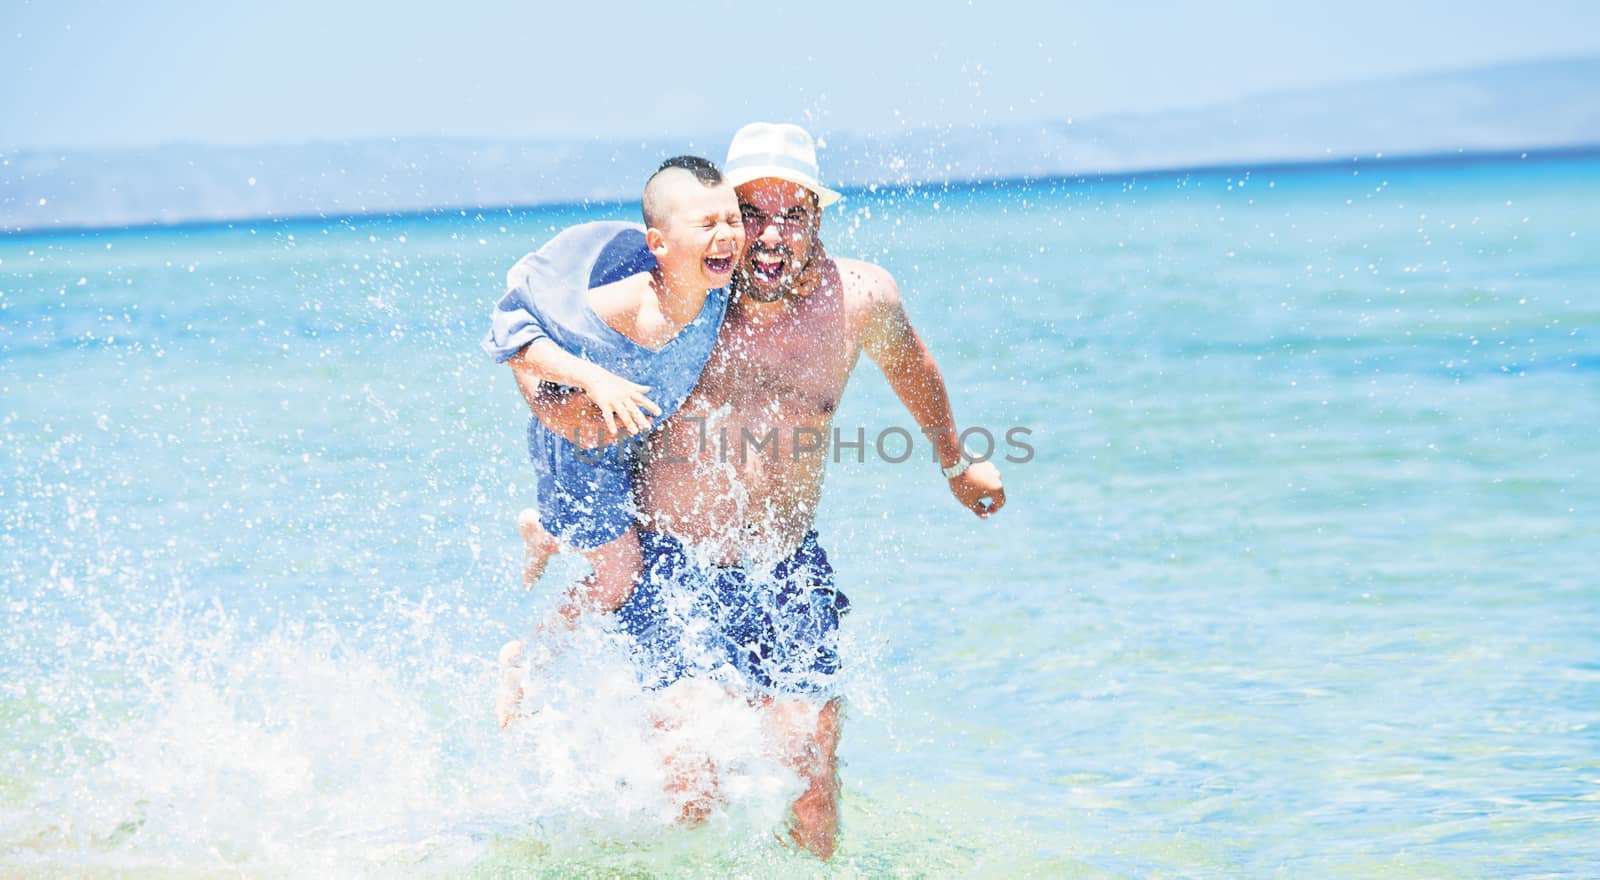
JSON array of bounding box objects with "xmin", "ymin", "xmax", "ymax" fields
[
  {"xmin": 517, "ymin": 508, "xmax": 562, "ymax": 589},
  {"xmin": 496, "ymin": 640, "xmax": 527, "ymax": 728}
]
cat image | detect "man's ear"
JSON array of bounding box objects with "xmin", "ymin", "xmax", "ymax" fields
[{"xmin": 646, "ymin": 226, "xmax": 667, "ymax": 256}]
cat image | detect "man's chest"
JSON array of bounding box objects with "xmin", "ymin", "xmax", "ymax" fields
[{"xmin": 699, "ymin": 318, "xmax": 858, "ymax": 419}]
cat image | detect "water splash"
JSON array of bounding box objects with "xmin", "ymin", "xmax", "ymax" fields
[{"xmin": 0, "ymin": 588, "xmax": 832, "ymax": 873}]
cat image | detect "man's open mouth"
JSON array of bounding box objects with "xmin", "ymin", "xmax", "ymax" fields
[{"xmin": 748, "ymin": 250, "xmax": 788, "ymax": 283}]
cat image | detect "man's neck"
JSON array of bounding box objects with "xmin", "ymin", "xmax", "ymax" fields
[
  {"xmin": 736, "ymin": 297, "xmax": 791, "ymax": 325},
  {"xmin": 729, "ymin": 283, "xmax": 807, "ymax": 324}
]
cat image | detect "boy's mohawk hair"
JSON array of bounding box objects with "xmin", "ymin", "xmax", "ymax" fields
[
  {"xmin": 655, "ymin": 155, "xmax": 723, "ymax": 186},
  {"xmin": 642, "ymin": 156, "xmax": 724, "ymax": 227}
]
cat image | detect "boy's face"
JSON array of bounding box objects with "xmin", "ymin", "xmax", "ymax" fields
[{"xmin": 650, "ymin": 180, "xmax": 746, "ymax": 290}]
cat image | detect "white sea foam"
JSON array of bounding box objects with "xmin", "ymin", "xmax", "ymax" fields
[{"xmin": 2, "ymin": 599, "xmax": 826, "ymax": 873}]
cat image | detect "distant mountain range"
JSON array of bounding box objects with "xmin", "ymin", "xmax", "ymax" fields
[{"xmin": 3, "ymin": 56, "xmax": 1597, "ymax": 233}]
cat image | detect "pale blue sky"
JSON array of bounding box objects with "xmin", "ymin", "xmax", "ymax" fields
[{"xmin": 5, "ymin": 0, "xmax": 1599, "ymax": 150}]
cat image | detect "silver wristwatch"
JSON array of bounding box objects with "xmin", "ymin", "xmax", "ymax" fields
[{"xmin": 941, "ymin": 456, "xmax": 970, "ymax": 480}]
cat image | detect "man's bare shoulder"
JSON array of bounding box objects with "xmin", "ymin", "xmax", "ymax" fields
[
  {"xmin": 832, "ymin": 257, "xmax": 896, "ymax": 290},
  {"xmin": 820, "ymin": 258, "xmax": 904, "ymax": 349},
  {"xmin": 830, "ymin": 257, "xmax": 901, "ymax": 308}
]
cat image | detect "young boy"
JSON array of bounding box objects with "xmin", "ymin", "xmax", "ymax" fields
[{"xmin": 482, "ymin": 157, "xmax": 745, "ymax": 664}]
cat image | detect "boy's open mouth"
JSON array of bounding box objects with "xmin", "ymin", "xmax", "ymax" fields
[{"xmin": 704, "ymin": 255, "xmax": 734, "ymax": 274}]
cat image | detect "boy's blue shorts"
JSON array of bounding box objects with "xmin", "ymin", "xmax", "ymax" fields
[{"xmin": 527, "ymin": 418, "xmax": 637, "ymax": 549}]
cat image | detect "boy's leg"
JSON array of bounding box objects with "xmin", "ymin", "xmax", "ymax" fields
[
  {"xmin": 500, "ymin": 527, "xmax": 645, "ymax": 727},
  {"xmin": 496, "ymin": 639, "xmax": 527, "ymax": 729},
  {"xmin": 517, "ymin": 508, "xmax": 563, "ymax": 589}
]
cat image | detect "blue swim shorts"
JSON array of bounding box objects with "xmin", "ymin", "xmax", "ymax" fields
[
  {"xmin": 615, "ymin": 529, "xmax": 850, "ymax": 698},
  {"xmin": 526, "ymin": 418, "xmax": 639, "ymax": 549}
]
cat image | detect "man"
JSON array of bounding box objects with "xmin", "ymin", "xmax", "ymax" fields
[{"xmin": 505, "ymin": 122, "xmax": 1005, "ymax": 860}]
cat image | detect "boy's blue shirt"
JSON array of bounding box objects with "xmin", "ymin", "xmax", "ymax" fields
[{"xmin": 482, "ymin": 221, "xmax": 729, "ymax": 547}]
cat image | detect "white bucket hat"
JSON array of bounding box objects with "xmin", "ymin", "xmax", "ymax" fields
[{"xmin": 723, "ymin": 122, "xmax": 843, "ymax": 207}]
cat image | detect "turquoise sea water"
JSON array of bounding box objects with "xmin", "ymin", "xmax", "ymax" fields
[{"xmin": 2, "ymin": 153, "xmax": 1597, "ymax": 876}]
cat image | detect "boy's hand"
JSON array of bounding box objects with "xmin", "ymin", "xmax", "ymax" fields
[{"xmin": 582, "ymin": 369, "xmax": 662, "ymax": 437}]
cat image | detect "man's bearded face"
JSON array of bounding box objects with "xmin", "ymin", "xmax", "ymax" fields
[{"xmin": 732, "ymin": 179, "xmax": 819, "ymax": 303}]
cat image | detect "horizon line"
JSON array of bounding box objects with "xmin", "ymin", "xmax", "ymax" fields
[{"xmin": 4, "ymin": 142, "xmax": 1597, "ymax": 241}]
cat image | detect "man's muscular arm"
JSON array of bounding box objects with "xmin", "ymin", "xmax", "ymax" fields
[{"xmin": 854, "ymin": 261, "xmax": 1007, "ymax": 518}]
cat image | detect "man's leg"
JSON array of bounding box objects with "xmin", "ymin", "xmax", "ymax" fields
[
  {"xmin": 764, "ymin": 696, "xmax": 842, "ymax": 860},
  {"xmin": 575, "ymin": 526, "xmax": 644, "ymax": 616},
  {"xmin": 650, "ymin": 679, "xmax": 734, "ymax": 825}
]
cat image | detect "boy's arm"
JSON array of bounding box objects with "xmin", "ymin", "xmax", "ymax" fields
[
  {"xmin": 509, "ymin": 339, "xmax": 661, "ymax": 436},
  {"xmin": 855, "ymin": 261, "xmax": 1007, "ymax": 519},
  {"xmin": 506, "ymin": 363, "xmax": 617, "ymax": 451},
  {"xmin": 484, "ymin": 258, "xmax": 660, "ymax": 438}
]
